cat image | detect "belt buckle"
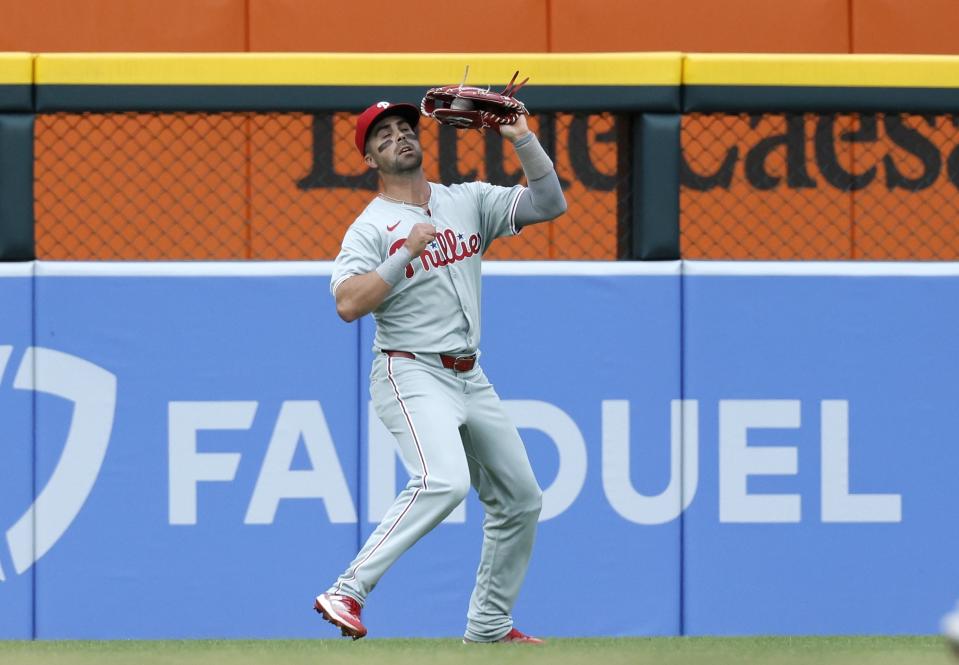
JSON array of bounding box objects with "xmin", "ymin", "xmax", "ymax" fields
[{"xmin": 453, "ymin": 354, "xmax": 474, "ymax": 372}]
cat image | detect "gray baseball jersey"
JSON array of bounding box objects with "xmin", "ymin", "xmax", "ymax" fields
[
  {"xmin": 326, "ymin": 180, "xmax": 543, "ymax": 642},
  {"xmin": 331, "ymin": 181, "xmax": 524, "ymax": 353}
]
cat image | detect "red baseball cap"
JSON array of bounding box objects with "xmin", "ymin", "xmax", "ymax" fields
[{"xmin": 355, "ymin": 101, "xmax": 421, "ymax": 155}]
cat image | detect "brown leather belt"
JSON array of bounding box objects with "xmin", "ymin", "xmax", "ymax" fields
[{"xmin": 384, "ymin": 350, "xmax": 476, "ymax": 372}]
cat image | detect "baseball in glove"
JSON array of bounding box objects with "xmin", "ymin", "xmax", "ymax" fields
[{"xmin": 421, "ymin": 67, "xmax": 529, "ymax": 131}]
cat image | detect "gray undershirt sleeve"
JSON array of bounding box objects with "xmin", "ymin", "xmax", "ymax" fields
[{"xmin": 510, "ymin": 133, "xmax": 568, "ymax": 228}]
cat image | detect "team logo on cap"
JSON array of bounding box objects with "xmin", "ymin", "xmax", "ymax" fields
[{"xmin": 376, "ymin": 101, "xmax": 390, "ymax": 109}]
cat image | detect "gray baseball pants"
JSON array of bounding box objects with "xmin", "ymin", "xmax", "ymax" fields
[{"xmin": 328, "ymin": 351, "xmax": 543, "ymax": 641}]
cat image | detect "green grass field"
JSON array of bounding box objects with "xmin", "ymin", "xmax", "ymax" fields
[{"xmin": 0, "ymin": 637, "xmax": 951, "ymax": 665}]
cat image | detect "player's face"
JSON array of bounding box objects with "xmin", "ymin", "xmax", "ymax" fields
[{"xmin": 365, "ymin": 116, "xmax": 423, "ymax": 175}]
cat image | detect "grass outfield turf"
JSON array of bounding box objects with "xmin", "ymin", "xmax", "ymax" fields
[{"xmin": 0, "ymin": 637, "xmax": 952, "ymax": 665}]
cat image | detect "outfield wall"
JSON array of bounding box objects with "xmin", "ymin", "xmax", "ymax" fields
[
  {"xmin": 0, "ymin": 260, "xmax": 955, "ymax": 638},
  {"xmin": 4, "ymin": 53, "xmax": 959, "ymax": 262}
]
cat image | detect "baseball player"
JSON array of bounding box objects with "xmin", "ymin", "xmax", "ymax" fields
[{"xmin": 315, "ymin": 99, "xmax": 566, "ymax": 644}]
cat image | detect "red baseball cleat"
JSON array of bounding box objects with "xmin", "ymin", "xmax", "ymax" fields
[
  {"xmin": 463, "ymin": 627, "xmax": 545, "ymax": 644},
  {"xmin": 314, "ymin": 592, "xmax": 368, "ymax": 640}
]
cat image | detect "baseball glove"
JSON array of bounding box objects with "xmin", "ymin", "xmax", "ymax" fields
[{"xmin": 421, "ymin": 68, "xmax": 529, "ymax": 131}]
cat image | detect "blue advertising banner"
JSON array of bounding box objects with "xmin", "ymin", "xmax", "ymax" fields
[
  {"xmin": 32, "ymin": 264, "xmax": 360, "ymax": 638},
  {"xmin": 21, "ymin": 261, "xmax": 681, "ymax": 639},
  {"xmin": 356, "ymin": 263, "xmax": 683, "ymax": 638},
  {"xmin": 8, "ymin": 259, "xmax": 958, "ymax": 639},
  {"xmin": 0, "ymin": 263, "xmax": 34, "ymax": 639},
  {"xmin": 681, "ymin": 262, "xmax": 959, "ymax": 635}
]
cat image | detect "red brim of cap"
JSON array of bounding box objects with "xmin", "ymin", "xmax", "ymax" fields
[{"xmin": 355, "ymin": 103, "xmax": 421, "ymax": 155}]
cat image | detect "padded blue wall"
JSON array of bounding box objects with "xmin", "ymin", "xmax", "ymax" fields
[
  {"xmin": 682, "ymin": 266, "xmax": 959, "ymax": 635},
  {"xmin": 1, "ymin": 261, "xmax": 956, "ymax": 638},
  {"xmin": 0, "ymin": 264, "xmax": 34, "ymax": 638}
]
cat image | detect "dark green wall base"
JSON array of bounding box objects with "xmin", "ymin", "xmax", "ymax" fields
[{"xmin": 0, "ymin": 114, "xmax": 35, "ymax": 261}]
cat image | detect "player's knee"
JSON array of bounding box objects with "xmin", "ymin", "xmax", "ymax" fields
[
  {"xmin": 431, "ymin": 473, "xmax": 470, "ymax": 509},
  {"xmin": 449, "ymin": 477, "xmax": 471, "ymax": 506},
  {"xmin": 512, "ymin": 485, "xmax": 543, "ymax": 518}
]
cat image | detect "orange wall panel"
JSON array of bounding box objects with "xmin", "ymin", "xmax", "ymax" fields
[
  {"xmin": 680, "ymin": 113, "xmax": 854, "ymax": 260},
  {"xmin": 34, "ymin": 111, "xmax": 618, "ymax": 261},
  {"xmin": 853, "ymin": 0, "xmax": 959, "ymax": 54},
  {"xmin": 12, "ymin": 0, "xmax": 959, "ymax": 58},
  {"xmin": 249, "ymin": 0, "xmax": 548, "ymax": 52},
  {"xmin": 247, "ymin": 113, "xmax": 615, "ymax": 261},
  {"xmin": 850, "ymin": 114, "xmax": 959, "ymax": 259},
  {"xmin": 34, "ymin": 114, "xmax": 250, "ymax": 260},
  {"xmin": 0, "ymin": 0, "xmax": 246, "ymax": 52},
  {"xmin": 551, "ymin": 0, "xmax": 848, "ymax": 53}
]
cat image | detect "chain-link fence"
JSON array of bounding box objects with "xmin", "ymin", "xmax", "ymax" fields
[
  {"xmin": 35, "ymin": 112, "xmax": 629, "ymax": 261},
  {"xmin": 30, "ymin": 109, "xmax": 959, "ymax": 262},
  {"xmin": 681, "ymin": 112, "xmax": 959, "ymax": 260}
]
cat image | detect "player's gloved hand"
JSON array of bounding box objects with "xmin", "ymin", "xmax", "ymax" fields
[
  {"xmin": 421, "ymin": 69, "xmax": 529, "ymax": 132},
  {"xmin": 404, "ymin": 223, "xmax": 438, "ymax": 258},
  {"xmin": 499, "ymin": 114, "xmax": 531, "ymax": 143}
]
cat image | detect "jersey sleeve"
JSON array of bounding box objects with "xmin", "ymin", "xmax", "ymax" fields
[
  {"xmin": 475, "ymin": 181, "xmax": 526, "ymax": 246},
  {"xmin": 330, "ymin": 221, "xmax": 383, "ymax": 296}
]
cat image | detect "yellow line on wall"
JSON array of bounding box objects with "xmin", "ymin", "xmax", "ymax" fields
[
  {"xmin": 684, "ymin": 53, "xmax": 959, "ymax": 88},
  {"xmin": 35, "ymin": 52, "xmax": 683, "ymax": 86},
  {"xmin": 0, "ymin": 53, "xmax": 33, "ymax": 85}
]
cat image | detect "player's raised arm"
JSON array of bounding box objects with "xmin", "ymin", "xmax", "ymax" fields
[
  {"xmin": 420, "ymin": 71, "xmax": 566, "ymax": 228},
  {"xmin": 333, "ymin": 222, "xmax": 436, "ymax": 322},
  {"xmin": 500, "ymin": 115, "xmax": 567, "ymax": 227}
]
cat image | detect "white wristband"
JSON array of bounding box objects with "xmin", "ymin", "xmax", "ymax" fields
[{"xmin": 375, "ymin": 246, "xmax": 413, "ymax": 286}]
